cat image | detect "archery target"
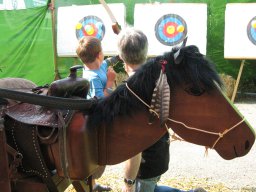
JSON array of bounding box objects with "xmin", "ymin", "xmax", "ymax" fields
[
  {"xmin": 134, "ymin": 3, "xmax": 207, "ymax": 56},
  {"xmin": 75, "ymin": 16, "xmax": 105, "ymax": 41},
  {"xmin": 155, "ymin": 14, "xmax": 187, "ymax": 46},
  {"xmin": 247, "ymin": 16, "xmax": 256, "ymax": 46},
  {"xmin": 224, "ymin": 3, "xmax": 256, "ymax": 59},
  {"xmin": 57, "ymin": 4, "xmax": 126, "ymax": 57}
]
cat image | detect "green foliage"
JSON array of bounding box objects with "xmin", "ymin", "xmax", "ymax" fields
[{"xmin": 0, "ymin": 6, "xmax": 55, "ymax": 85}]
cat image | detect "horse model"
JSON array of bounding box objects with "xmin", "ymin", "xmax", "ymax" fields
[{"xmin": 0, "ymin": 45, "xmax": 255, "ymax": 192}]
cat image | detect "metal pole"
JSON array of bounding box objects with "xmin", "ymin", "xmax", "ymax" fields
[{"xmin": 49, "ymin": 0, "xmax": 61, "ymax": 80}]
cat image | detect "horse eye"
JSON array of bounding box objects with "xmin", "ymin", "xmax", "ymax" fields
[{"xmin": 185, "ymin": 86, "xmax": 205, "ymax": 96}]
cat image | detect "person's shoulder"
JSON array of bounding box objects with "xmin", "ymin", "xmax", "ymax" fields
[
  {"xmin": 102, "ymin": 60, "xmax": 109, "ymax": 68},
  {"xmin": 83, "ymin": 69, "xmax": 99, "ymax": 79}
]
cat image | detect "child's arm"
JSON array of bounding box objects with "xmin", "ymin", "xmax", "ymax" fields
[{"xmin": 104, "ymin": 66, "xmax": 116, "ymax": 96}]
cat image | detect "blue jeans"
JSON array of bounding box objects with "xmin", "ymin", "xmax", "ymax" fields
[{"xmin": 136, "ymin": 176, "xmax": 193, "ymax": 192}]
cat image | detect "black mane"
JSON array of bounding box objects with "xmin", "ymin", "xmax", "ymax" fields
[{"xmin": 87, "ymin": 45, "xmax": 223, "ymax": 128}]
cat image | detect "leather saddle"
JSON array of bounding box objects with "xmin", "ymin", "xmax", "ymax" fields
[{"xmin": 4, "ymin": 65, "xmax": 99, "ymax": 181}]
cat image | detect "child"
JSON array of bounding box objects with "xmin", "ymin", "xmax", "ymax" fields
[
  {"xmin": 76, "ymin": 36, "xmax": 114, "ymax": 191},
  {"xmin": 76, "ymin": 36, "xmax": 116, "ymax": 99}
]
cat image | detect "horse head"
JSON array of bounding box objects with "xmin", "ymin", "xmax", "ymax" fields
[
  {"xmin": 90, "ymin": 44, "xmax": 255, "ymax": 163},
  {"xmin": 170, "ymin": 45, "xmax": 255, "ymax": 160}
]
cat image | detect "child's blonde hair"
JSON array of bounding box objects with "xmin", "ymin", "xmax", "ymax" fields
[{"xmin": 76, "ymin": 36, "xmax": 102, "ymax": 64}]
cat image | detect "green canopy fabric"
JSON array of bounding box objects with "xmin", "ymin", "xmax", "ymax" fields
[{"xmin": 0, "ymin": 3, "xmax": 54, "ymax": 85}]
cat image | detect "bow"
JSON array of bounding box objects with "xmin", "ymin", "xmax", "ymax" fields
[{"xmin": 99, "ymin": 0, "xmax": 121, "ymax": 34}]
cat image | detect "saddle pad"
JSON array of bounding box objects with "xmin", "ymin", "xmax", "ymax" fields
[{"xmin": 5, "ymin": 103, "xmax": 68, "ymax": 127}]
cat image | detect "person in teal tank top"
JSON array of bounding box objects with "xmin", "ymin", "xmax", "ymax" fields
[
  {"xmin": 76, "ymin": 36, "xmax": 116, "ymax": 99},
  {"xmin": 76, "ymin": 36, "xmax": 115, "ymax": 191}
]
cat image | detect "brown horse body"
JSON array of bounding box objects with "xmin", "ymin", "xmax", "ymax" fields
[{"xmin": 0, "ymin": 46, "xmax": 255, "ymax": 191}]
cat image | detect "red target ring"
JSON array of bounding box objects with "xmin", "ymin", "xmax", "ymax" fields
[
  {"xmin": 82, "ymin": 23, "xmax": 98, "ymax": 37},
  {"xmin": 163, "ymin": 22, "xmax": 179, "ymax": 38}
]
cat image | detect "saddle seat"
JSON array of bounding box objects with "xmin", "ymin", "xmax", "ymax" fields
[{"xmin": 5, "ymin": 65, "xmax": 91, "ymax": 128}]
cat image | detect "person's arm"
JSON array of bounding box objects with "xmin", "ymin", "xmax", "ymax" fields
[
  {"xmin": 103, "ymin": 66, "xmax": 116, "ymax": 96},
  {"xmin": 122, "ymin": 153, "xmax": 141, "ymax": 192}
]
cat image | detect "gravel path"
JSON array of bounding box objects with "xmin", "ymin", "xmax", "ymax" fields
[{"xmin": 102, "ymin": 97, "xmax": 256, "ymax": 191}]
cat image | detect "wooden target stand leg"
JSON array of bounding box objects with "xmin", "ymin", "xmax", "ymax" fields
[
  {"xmin": 231, "ymin": 60, "xmax": 246, "ymax": 103},
  {"xmin": 0, "ymin": 118, "xmax": 11, "ymax": 192}
]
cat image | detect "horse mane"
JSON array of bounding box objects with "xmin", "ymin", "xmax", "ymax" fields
[{"xmin": 88, "ymin": 45, "xmax": 223, "ymax": 128}]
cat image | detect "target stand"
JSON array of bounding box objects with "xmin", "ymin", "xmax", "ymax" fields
[
  {"xmin": 134, "ymin": 3, "xmax": 207, "ymax": 56},
  {"xmin": 224, "ymin": 3, "xmax": 256, "ymax": 102},
  {"xmin": 57, "ymin": 3, "xmax": 125, "ymax": 56},
  {"xmin": 231, "ymin": 60, "xmax": 246, "ymax": 102}
]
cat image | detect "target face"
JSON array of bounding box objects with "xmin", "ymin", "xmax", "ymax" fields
[
  {"xmin": 155, "ymin": 14, "xmax": 187, "ymax": 46},
  {"xmin": 247, "ymin": 16, "xmax": 256, "ymax": 45},
  {"xmin": 76, "ymin": 15, "xmax": 105, "ymax": 41}
]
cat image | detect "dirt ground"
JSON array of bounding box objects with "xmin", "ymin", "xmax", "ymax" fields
[{"xmin": 98, "ymin": 95, "xmax": 256, "ymax": 192}]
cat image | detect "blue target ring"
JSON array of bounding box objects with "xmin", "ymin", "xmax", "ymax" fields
[
  {"xmin": 76, "ymin": 15, "xmax": 105, "ymax": 41},
  {"xmin": 155, "ymin": 14, "xmax": 187, "ymax": 46},
  {"xmin": 247, "ymin": 16, "xmax": 256, "ymax": 45}
]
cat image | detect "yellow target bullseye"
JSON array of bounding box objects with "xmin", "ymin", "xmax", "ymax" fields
[
  {"xmin": 251, "ymin": 20, "xmax": 256, "ymax": 29},
  {"xmin": 166, "ymin": 25, "xmax": 175, "ymax": 35},
  {"xmin": 84, "ymin": 25, "xmax": 94, "ymax": 35},
  {"xmin": 177, "ymin": 25, "xmax": 185, "ymax": 33}
]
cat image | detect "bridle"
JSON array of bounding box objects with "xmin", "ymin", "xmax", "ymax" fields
[{"xmin": 125, "ymin": 83, "xmax": 245, "ymax": 150}]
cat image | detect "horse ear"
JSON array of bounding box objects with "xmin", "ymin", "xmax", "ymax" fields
[{"xmin": 173, "ymin": 36, "xmax": 188, "ymax": 64}]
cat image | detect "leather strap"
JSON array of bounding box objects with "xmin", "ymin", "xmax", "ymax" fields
[
  {"xmin": 7, "ymin": 144, "xmax": 23, "ymax": 179},
  {"xmin": 57, "ymin": 110, "xmax": 75, "ymax": 179},
  {"xmin": 0, "ymin": 118, "xmax": 11, "ymax": 192}
]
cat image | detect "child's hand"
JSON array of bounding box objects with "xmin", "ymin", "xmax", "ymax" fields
[
  {"xmin": 104, "ymin": 67, "xmax": 116, "ymax": 96},
  {"xmin": 107, "ymin": 66, "xmax": 116, "ymax": 82}
]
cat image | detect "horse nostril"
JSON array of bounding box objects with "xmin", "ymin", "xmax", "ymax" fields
[{"xmin": 245, "ymin": 140, "xmax": 250, "ymax": 150}]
